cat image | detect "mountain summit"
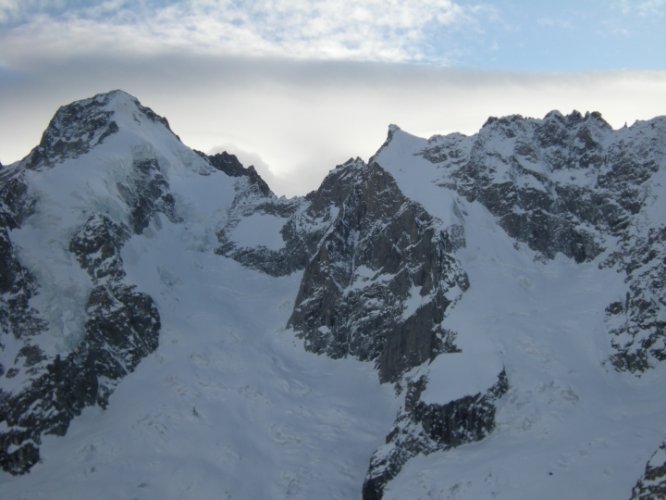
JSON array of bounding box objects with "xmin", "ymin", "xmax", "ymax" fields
[{"xmin": 1, "ymin": 91, "xmax": 664, "ymax": 499}]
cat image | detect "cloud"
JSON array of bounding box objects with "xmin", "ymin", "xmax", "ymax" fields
[
  {"xmin": 0, "ymin": 0, "xmax": 473, "ymax": 66},
  {"xmin": 1, "ymin": 3, "xmax": 665, "ymax": 195},
  {"xmin": 1, "ymin": 54, "xmax": 665, "ymax": 196},
  {"xmin": 0, "ymin": 0, "xmax": 20, "ymax": 23},
  {"xmin": 536, "ymin": 17, "xmax": 574, "ymax": 30},
  {"xmin": 613, "ymin": 0, "xmax": 666, "ymax": 16}
]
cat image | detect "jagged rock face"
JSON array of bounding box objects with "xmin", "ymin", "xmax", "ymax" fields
[
  {"xmin": 24, "ymin": 95, "xmax": 118, "ymax": 169},
  {"xmin": 206, "ymin": 151, "xmax": 272, "ymax": 197},
  {"xmin": 0, "ymin": 171, "xmax": 48, "ymax": 381},
  {"xmin": 70, "ymin": 215, "xmax": 160, "ymax": 392},
  {"xmin": 219, "ymin": 157, "xmax": 469, "ymax": 382},
  {"xmin": 417, "ymin": 113, "xmax": 666, "ymax": 372},
  {"xmin": 0, "ymin": 91, "xmax": 182, "ymax": 474},
  {"xmin": 0, "ymin": 283, "xmax": 159, "ymax": 474},
  {"xmin": 604, "ymin": 227, "xmax": 666, "ymax": 371},
  {"xmin": 631, "ymin": 441, "xmax": 666, "ymax": 500},
  {"xmin": 216, "ymin": 158, "xmax": 366, "ymax": 277},
  {"xmin": 0, "ymin": 169, "xmax": 33, "ymax": 229},
  {"xmin": 0, "ymin": 210, "xmax": 161, "ymax": 474},
  {"xmin": 0, "ymin": 171, "xmax": 47, "ymax": 351},
  {"xmin": 24, "ymin": 90, "xmax": 174, "ymax": 170},
  {"xmin": 1, "ymin": 91, "xmax": 665, "ymax": 499},
  {"xmin": 0, "ymin": 167, "xmax": 49, "ymax": 398},
  {"xmin": 69, "ymin": 214, "xmax": 129, "ymax": 280},
  {"xmin": 215, "ymin": 187, "xmax": 313, "ymax": 277},
  {"xmin": 428, "ymin": 111, "xmax": 663, "ymax": 263},
  {"xmin": 449, "ymin": 112, "xmax": 617, "ymax": 263},
  {"xmin": 117, "ymin": 157, "xmax": 182, "ymax": 234},
  {"xmin": 363, "ymin": 370, "xmax": 508, "ymax": 500},
  {"xmin": 288, "ymin": 161, "xmax": 468, "ymax": 382}
]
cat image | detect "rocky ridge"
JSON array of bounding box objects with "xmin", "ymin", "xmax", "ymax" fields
[
  {"xmin": 1, "ymin": 91, "xmax": 664, "ymax": 499},
  {"xmin": 409, "ymin": 112, "xmax": 666, "ymax": 371},
  {"xmin": 1, "ymin": 91, "xmax": 230, "ymax": 473},
  {"xmin": 631, "ymin": 440, "xmax": 666, "ymax": 499},
  {"xmin": 363, "ymin": 370, "xmax": 509, "ymax": 499}
]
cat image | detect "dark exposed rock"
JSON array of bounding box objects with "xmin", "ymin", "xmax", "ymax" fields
[
  {"xmin": 430, "ymin": 111, "xmax": 660, "ymax": 264},
  {"xmin": 0, "ymin": 170, "xmax": 49, "ymax": 446},
  {"xmin": 452, "ymin": 155, "xmax": 605, "ymax": 263},
  {"xmin": 363, "ymin": 369, "xmax": 509, "ymax": 499},
  {"xmin": 0, "ymin": 169, "xmax": 33, "ymax": 229},
  {"xmin": 68, "ymin": 212, "xmax": 161, "ymax": 405},
  {"xmin": 631, "ymin": 441, "xmax": 666, "ymax": 500},
  {"xmin": 117, "ymin": 157, "xmax": 181, "ymax": 234},
  {"xmin": 218, "ymin": 156, "xmax": 468, "ymax": 382},
  {"xmin": 0, "ymin": 168, "xmax": 48, "ymax": 350},
  {"xmin": 1, "ymin": 187, "xmax": 160, "ymax": 474},
  {"xmin": 416, "ymin": 113, "xmax": 666, "ymax": 374},
  {"xmin": 204, "ymin": 151, "xmax": 272, "ymax": 197},
  {"xmin": 206, "ymin": 151, "xmax": 247, "ymax": 176},
  {"xmin": 24, "ymin": 95, "xmax": 118, "ymax": 169},
  {"xmin": 80, "ymin": 284, "xmax": 160, "ymax": 403},
  {"xmin": 3, "ymin": 91, "xmax": 666, "ymax": 498},
  {"xmin": 69, "ymin": 214, "xmax": 129, "ymax": 280},
  {"xmin": 132, "ymin": 95, "xmax": 176, "ymax": 134},
  {"xmin": 0, "ymin": 281, "xmax": 159, "ymax": 474},
  {"xmin": 605, "ymin": 226, "xmax": 666, "ymax": 372},
  {"xmin": 216, "ymin": 187, "xmax": 312, "ymax": 277},
  {"xmin": 0, "ymin": 226, "xmax": 47, "ymax": 346},
  {"xmin": 287, "ymin": 161, "xmax": 468, "ymax": 382},
  {"xmin": 216, "ymin": 159, "xmax": 364, "ymax": 277},
  {"xmin": 24, "ymin": 90, "xmax": 176, "ymax": 170}
]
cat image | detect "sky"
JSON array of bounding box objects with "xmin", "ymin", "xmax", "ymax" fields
[{"xmin": 0, "ymin": 1, "xmax": 665, "ymax": 196}]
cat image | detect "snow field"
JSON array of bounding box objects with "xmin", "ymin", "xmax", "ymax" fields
[
  {"xmin": 384, "ymin": 189, "xmax": 665, "ymax": 500},
  {"xmin": 1, "ymin": 209, "xmax": 399, "ymax": 499}
]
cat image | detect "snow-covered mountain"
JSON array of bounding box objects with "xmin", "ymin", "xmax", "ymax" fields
[{"xmin": 1, "ymin": 90, "xmax": 664, "ymax": 499}]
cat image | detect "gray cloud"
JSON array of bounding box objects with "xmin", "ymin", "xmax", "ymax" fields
[
  {"xmin": 0, "ymin": 0, "xmax": 472, "ymax": 65},
  {"xmin": 614, "ymin": 0, "xmax": 666, "ymax": 16},
  {"xmin": 1, "ymin": 54, "xmax": 665, "ymax": 196}
]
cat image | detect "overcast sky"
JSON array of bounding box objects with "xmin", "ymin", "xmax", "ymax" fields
[{"xmin": 1, "ymin": 1, "xmax": 665, "ymax": 196}]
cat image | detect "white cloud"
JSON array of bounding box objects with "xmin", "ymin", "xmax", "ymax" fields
[
  {"xmin": 0, "ymin": 0, "xmax": 19, "ymax": 23},
  {"xmin": 0, "ymin": 0, "xmax": 470, "ymax": 66},
  {"xmin": 1, "ymin": 3, "xmax": 664, "ymax": 196},
  {"xmin": 638, "ymin": 0, "xmax": 666, "ymax": 15},
  {"xmin": 614, "ymin": 0, "xmax": 666, "ymax": 16},
  {"xmin": 1, "ymin": 54, "xmax": 665, "ymax": 196},
  {"xmin": 536, "ymin": 17, "xmax": 574, "ymax": 30}
]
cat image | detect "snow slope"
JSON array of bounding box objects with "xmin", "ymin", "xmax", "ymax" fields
[
  {"xmin": 0, "ymin": 91, "xmax": 399, "ymax": 499},
  {"xmin": 374, "ymin": 125, "xmax": 666, "ymax": 500},
  {"xmin": 2, "ymin": 92, "xmax": 665, "ymax": 499},
  {"xmin": 384, "ymin": 199, "xmax": 665, "ymax": 500},
  {"xmin": 1, "ymin": 214, "xmax": 398, "ymax": 500}
]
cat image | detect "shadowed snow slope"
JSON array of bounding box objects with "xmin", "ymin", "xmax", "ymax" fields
[{"xmin": 1, "ymin": 92, "xmax": 665, "ymax": 500}]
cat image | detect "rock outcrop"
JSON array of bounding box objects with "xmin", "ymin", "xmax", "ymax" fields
[
  {"xmin": 416, "ymin": 112, "xmax": 666, "ymax": 372},
  {"xmin": 1, "ymin": 92, "xmax": 665, "ymax": 499},
  {"xmin": 0, "ymin": 92, "xmax": 179, "ymax": 473},
  {"xmin": 631, "ymin": 441, "xmax": 666, "ymax": 499},
  {"xmin": 287, "ymin": 160, "xmax": 467, "ymax": 382},
  {"xmin": 363, "ymin": 370, "xmax": 508, "ymax": 499}
]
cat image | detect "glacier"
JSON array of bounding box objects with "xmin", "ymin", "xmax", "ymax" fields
[{"xmin": 1, "ymin": 90, "xmax": 665, "ymax": 499}]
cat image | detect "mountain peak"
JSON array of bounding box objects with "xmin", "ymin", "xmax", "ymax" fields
[
  {"xmin": 97, "ymin": 89, "xmax": 174, "ymax": 132},
  {"xmin": 24, "ymin": 90, "xmax": 176, "ymax": 169},
  {"xmin": 482, "ymin": 110, "xmax": 611, "ymax": 131},
  {"xmin": 2, "ymin": 91, "xmax": 665, "ymax": 499},
  {"xmin": 204, "ymin": 151, "xmax": 273, "ymax": 197}
]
